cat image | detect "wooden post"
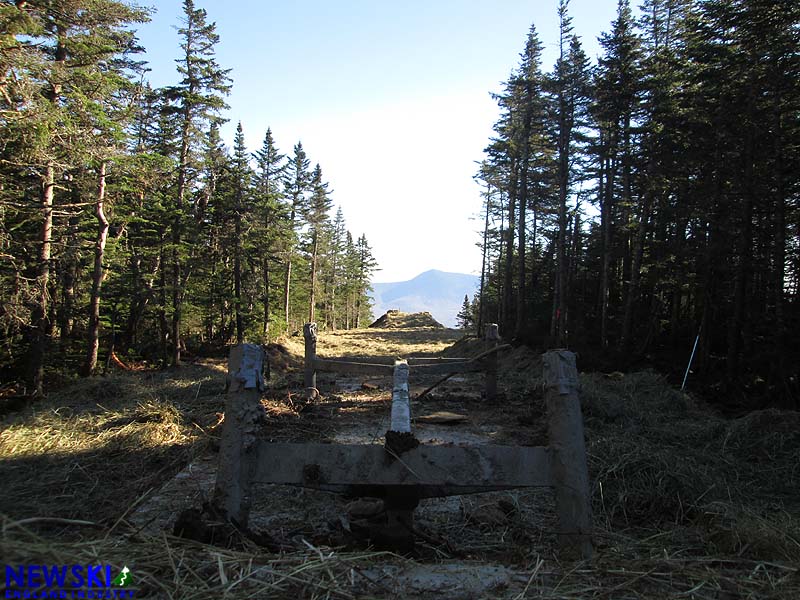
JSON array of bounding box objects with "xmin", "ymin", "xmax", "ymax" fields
[
  {"xmin": 213, "ymin": 343, "xmax": 265, "ymax": 527},
  {"xmin": 385, "ymin": 359, "xmax": 416, "ymax": 550},
  {"xmin": 303, "ymin": 322, "xmax": 317, "ymax": 393},
  {"xmin": 543, "ymin": 350, "xmax": 592, "ymax": 559},
  {"xmin": 484, "ymin": 323, "xmax": 499, "ymax": 401},
  {"xmin": 390, "ymin": 360, "xmax": 411, "ymax": 432}
]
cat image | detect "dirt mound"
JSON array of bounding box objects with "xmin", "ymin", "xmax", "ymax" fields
[
  {"xmin": 369, "ymin": 309, "xmax": 444, "ymax": 329},
  {"xmin": 264, "ymin": 342, "xmax": 300, "ymax": 373},
  {"xmin": 444, "ymin": 336, "xmax": 542, "ymax": 377}
]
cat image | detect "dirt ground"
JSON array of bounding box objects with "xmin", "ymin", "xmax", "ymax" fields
[
  {"xmin": 2, "ymin": 324, "xmax": 799, "ymax": 599},
  {"xmin": 130, "ymin": 326, "xmax": 554, "ymax": 597}
]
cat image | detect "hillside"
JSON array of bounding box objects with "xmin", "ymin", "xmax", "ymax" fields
[{"xmin": 370, "ymin": 269, "xmax": 479, "ymax": 328}]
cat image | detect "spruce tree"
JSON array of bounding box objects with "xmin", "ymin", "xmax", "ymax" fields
[
  {"xmin": 354, "ymin": 235, "xmax": 378, "ymax": 327},
  {"xmin": 252, "ymin": 128, "xmax": 287, "ymax": 338},
  {"xmin": 327, "ymin": 207, "xmax": 347, "ymax": 329},
  {"xmin": 163, "ymin": 0, "xmax": 231, "ymax": 365},
  {"xmin": 305, "ymin": 164, "xmax": 333, "ymax": 324},
  {"xmin": 456, "ymin": 294, "xmax": 473, "ymax": 330},
  {"xmin": 546, "ymin": 0, "xmax": 591, "ymax": 345},
  {"xmin": 230, "ymin": 122, "xmax": 252, "ymax": 343},
  {"xmin": 592, "ymin": 0, "xmax": 643, "ymax": 348},
  {"xmin": 282, "ymin": 142, "xmax": 311, "ymax": 331},
  {"xmin": 510, "ymin": 24, "xmax": 548, "ymax": 338},
  {"xmin": 116, "ymin": 90, "xmax": 176, "ymax": 356}
]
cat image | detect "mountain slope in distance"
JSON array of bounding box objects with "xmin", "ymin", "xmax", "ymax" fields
[{"xmin": 369, "ymin": 269, "xmax": 479, "ymax": 329}]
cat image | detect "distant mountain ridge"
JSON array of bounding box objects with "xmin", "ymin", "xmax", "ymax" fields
[{"xmin": 369, "ymin": 269, "xmax": 480, "ymax": 328}]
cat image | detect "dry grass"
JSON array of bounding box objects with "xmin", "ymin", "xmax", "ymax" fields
[
  {"xmin": 581, "ymin": 371, "xmax": 800, "ymax": 540},
  {"xmin": 0, "ymin": 522, "xmax": 399, "ymax": 599},
  {"xmin": 0, "ymin": 361, "xmax": 227, "ymax": 524},
  {"xmin": 282, "ymin": 326, "xmax": 462, "ymax": 360},
  {"xmin": 578, "ymin": 370, "xmax": 800, "ymax": 598}
]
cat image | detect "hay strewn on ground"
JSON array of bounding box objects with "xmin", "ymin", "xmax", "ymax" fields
[
  {"xmin": 0, "ymin": 362, "xmax": 226, "ymax": 524},
  {"xmin": 1, "ymin": 332, "xmax": 799, "ymax": 598}
]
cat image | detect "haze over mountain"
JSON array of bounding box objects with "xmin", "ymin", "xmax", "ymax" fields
[{"xmin": 369, "ymin": 270, "xmax": 480, "ymax": 328}]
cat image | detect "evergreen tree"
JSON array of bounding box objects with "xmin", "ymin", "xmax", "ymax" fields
[
  {"xmin": 326, "ymin": 207, "xmax": 347, "ymax": 329},
  {"xmin": 230, "ymin": 122, "xmax": 252, "ymax": 343},
  {"xmin": 305, "ymin": 163, "xmax": 333, "ymax": 323},
  {"xmin": 282, "ymin": 141, "xmax": 311, "ymax": 331},
  {"xmin": 116, "ymin": 91, "xmax": 176, "ymax": 358},
  {"xmin": 482, "ymin": 24, "xmax": 558, "ymax": 339},
  {"xmin": 546, "ymin": 0, "xmax": 591, "ymax": 345},
  {"xmin": 162, "ymin": 0, "xmax": 231, "ymax": 365},
  {"xmin": 510, "ymin": 24, "xmax": 549, "ymax": 338},
  {"xmin": 192, "ymin": 120, "xmax": 227, "ymax": 345},
  {"xmin": 0, "ymin": 0, "xmax": 149, "ymax": 392},
  {"xmin": 592, "ymin": 0, "xmax": 643, "ymax": 348},
  {"xmin": 252, "ymin": 127, "xmax": 287, "ymax": 338},
  {"xmin": 456, "ymin": 294, "xmax": 473, "ymax": 330},
  {"xmin": 354, "ymin": 234, "xmax": 378, "ymax": 327}
]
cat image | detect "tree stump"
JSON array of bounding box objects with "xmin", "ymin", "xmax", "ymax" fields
[
  {"xmin": 484, "ymin": 323, "xmax": 499, "ymax": 401},
  {"xmin": 303, "ymin": 322, "xmax": 317, "ymax": 395}
]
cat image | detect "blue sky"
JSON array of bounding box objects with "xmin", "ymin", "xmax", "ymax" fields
[{"xmin": 134, "ymin": 0, "xmax": 619, "ymax": 282}]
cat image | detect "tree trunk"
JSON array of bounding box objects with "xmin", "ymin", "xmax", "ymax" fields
[
  {"xmin": 771, "ymin": 103, "xmax": 788, "ymax": 405},
  {"xmin": 234, "ymin": 208, "xmax": 244, "ymax": 344},
  {"xmin": 516, "ymin": 145, "xmax": 530, "ymax": 339},
  {"xmin": 309, "ymin": 230, "xmax": 319, "ymax": 323},
  {"xmin": 27, "ymin": 163, "xmax": 55, "ymax": 396},
  {"xmin": 620, "ymin": 117, "xmax": 633, "ymax": 311},
  {"xmin": 126, "ymin": 252, "xmax": 142, "ymax": 347},
  {"xmin": 556, "ymin": 168, "xmax": 568, "ymax": 346},
  {"xmin": 529, "ymin": 200, "xmax": 540, "ymax": 327},
  {"xmin": 727, "ymin": 166, "xmax": 753, "ymax": 380},
  {"xmin": 27, "ymin": 26, "xmax": 66, "ymax": 394},
  {"xmin": 172, "ymin": 105, "xmax": 191, "ymax": 366},
  {"xmin": 599, "ymin": 152, "xmax": 615, "ymax": 349},
  {"xmin": 568, "ymin": 205, "xmax": 581, "ymax": 334},
  {"xmin": 668, "ymin": 211, "xmax": 688, "ymax": 349},
  {"xmin": 283, "ymin": 258, "xmax": 292, "ymax": 331},
  {"xmin": 59, "ymin": 216, "xmax": 80, "ymax": 340},
  {"xmin": 158, "ymin": 232, "xmax": 169, "ymax": 366},
  {"xmin": 262, "ymin": 257, "xmax": 270, "ymax": 338},
  {"xmin": 84, "ymin": 161, "xmax": 109, "ymax": 376},
  {"xmin": 330, "ymin": 277, "xmax": 337, "ymax": 331},
  {"xmin": 496, "ymin": 197, "xmax": 506, "ymax": 324},
  {"xmin": 555, "ymin": 78, "xmax": 570, "ymax": 346},
  {"xmin": 478, "ymin": 185, "xmax": 491, "ymax": 335},
  {"xmin": 503, "ymin": 160, "xmax": 517, "ymax": 332},
  {"xmin": 620, "ymin": 192, "xmax": 652, "ymax": 351}
]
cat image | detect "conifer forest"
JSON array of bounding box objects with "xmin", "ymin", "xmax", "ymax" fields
[
  {"xmin": 0, "ymin": 0, "xmax": 798, "ymax": 410},
  {"xmin": 474, "ymin": 0, "xmax": 799, "ymax": 409},
  {"xmin": 0, "ymin": 0, "xmax": 378, "ymax": 395}
]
